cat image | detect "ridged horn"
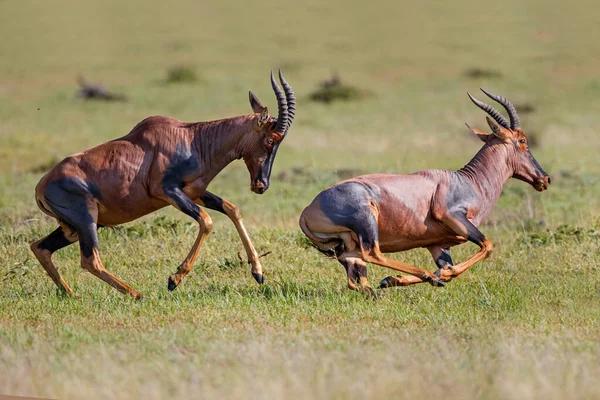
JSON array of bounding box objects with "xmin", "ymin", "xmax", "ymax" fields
[
  {"xmin": 271, "ymin": 71, "xmax": 288, "ymax": 134},
  {"xmin": 480, "ymin": 88, "xmax": 521, "ymax": 130},
  {"xmin": 467, "ymin": 92, "xmax": 510, "ymax": 129},
  {"xmin": 278, "ymin": 70, "xmax": 295, "ymax": 136}
]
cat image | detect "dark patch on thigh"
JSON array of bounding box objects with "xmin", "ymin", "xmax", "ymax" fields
[
  {"xmin": 44, "ymin": 179, "xmax": 97, "ymax": 228},
  {"xmin": 317, "ymin": 181, "xmax": 380, "ymax": 249},
  {"xmin": 43, "ymin": 179, "xmax": 98, "ymax": 257},
  {"xmin": 47, "ymin": 177, "xmax": 103, "ymax": 201},
  {"xmin": 161, "ymin": 143, "xmax": 199, "ymax": 191}
]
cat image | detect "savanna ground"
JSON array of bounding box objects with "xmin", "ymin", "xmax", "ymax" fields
[{"xmin": 1, "ymin": 1, "xmax": 600, "ymax": 399}]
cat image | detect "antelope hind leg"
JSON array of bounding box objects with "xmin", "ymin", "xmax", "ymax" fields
[
  {"xmin": 338, "ymin": 254, "xmax": 378, "ymax": 299},
  {"xmin": 30, "ymin": 225, "xmax": 78, "ymax": 295}
]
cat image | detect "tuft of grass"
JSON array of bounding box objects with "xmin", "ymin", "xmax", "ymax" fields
[
  {"xmin": 165, "ymin": 65, "xmax": 199, "ymax": 84},
  {"xmin": 463, "ymin": 67, "xmax": 503, "ymax": 79},
  {"xmin": 522, "ymin": 224, "xmax": 600, "ymax": 247},
  {"xmin": 309, "ymin": 74, "xmax": 369, "ymax": 103}
]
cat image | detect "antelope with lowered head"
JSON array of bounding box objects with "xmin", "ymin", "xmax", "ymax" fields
[
  {"xmin": 300, "ymin": 89, "xmax": 550, "ymax": 296},
  {"xmin": 31, "ymin": 71, "xmax": 295, "ymax": 299}
]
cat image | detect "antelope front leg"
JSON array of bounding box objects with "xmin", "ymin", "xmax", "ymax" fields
[
  {"xmin": 164, "ymin": 187, "xmax": 213, "ymax": 291},
  {"xmin": 378, "ymin": 214, "xmax": 494, "ymax": 288},
  {"xmin": 199, "ymin": 191, "xmax": 264, "ymax": 284},
  {"xmin": 436, "ymin": 213, "xmax": 493, "ymax": 282},
  {"xmin": 379, "ymin": 247, "xmax": 455, "ymax": 289}
]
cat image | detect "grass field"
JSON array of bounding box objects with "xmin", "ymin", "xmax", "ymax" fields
[{"xmin": 1, "ymin": 0, "xmax": 600, "ymax": 399}]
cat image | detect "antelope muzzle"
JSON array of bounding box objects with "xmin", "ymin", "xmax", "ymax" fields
[
  {"xmin": 251, "ymin": 179, "xmax": 269, "ymax": 194},
  {"xmin": 534, "ymin": 174, "xmax": 551, "ymax": 192}
]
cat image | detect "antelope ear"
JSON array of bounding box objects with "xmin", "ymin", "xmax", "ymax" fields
[
  {"xmin": 486, "ymin": 116, "xmax": 511, "ymax": 140},
  {"xmin": 249, "ymin": 91, "xmax": 265, "ymax": 114},
  {"xmin": 465, "ymin": 123, "xmax": 493, "ymax": 143},
  {"xmin": 257, "ymin": 106, "xmax": 270, "ymax": 128}
]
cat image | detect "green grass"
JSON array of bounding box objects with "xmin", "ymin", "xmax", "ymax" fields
[{"xmin": 1, "ymin": 0, "xmax": 600, "ymax": 399}]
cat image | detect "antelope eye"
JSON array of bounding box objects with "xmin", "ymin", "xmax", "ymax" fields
[
  {"xmin": 518, "ymin": 139, "xmax": 526, "ymax": 145},
  {"xmin": 266, "ymin": 138, "xmax": 274, "ymax": 145}
]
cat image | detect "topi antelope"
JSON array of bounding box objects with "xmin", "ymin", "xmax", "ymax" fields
[
  {"xmin": 31, "ymin": 71, "xmax": 295, "ymax": 299},
  {"xmin": 300, "ymin": 89, "xmax": 550, "ymax": 296}
]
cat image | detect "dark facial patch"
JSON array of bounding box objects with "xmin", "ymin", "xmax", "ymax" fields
[
  {"xmin": 527, "ymin": 149, "xmax": 548, "ymax": 177},
  {"xmin": 253, "ymin": 144, "xmax": 278, "ymax": 190},
  {"xmin": 317, "ymin": 181, "xmax": 381, "ymax": 251},
  {"xmin": 252, "ymin": 131, "xmax": 284, "ymax": 192}
]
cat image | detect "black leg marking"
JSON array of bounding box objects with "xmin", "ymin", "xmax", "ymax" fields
[
  {"xmin": 338, "ymin": 259, "xmax": 366, "ymax": 282},
  {"xmin": 338, "ymin": 258, "xmax": 350, "ymax": 274},
  {"xmin": 436, "ymin": 248, "xmax": 454, "ymax": 269},
  {"xmin": 37, "ymin": 226, "xmax": 74, "ymax": 253},
  {"xmin": 456, "ymin": 214, "xmax": 486, "ymax": 246},
  {"xmin": 379, "ymin": 276, "xmax": 392, "ymax": 289},
  {"xmin": 164, "ymin": 186, "xmax": 201, "ymax": 221},
  {"xmin": 355, "ymin": 264, "xmax": 368, "ymax": 280},
  {"xmin": 198, "ymin": 191, "xmax": 225, "ymax": 214},
  {"xmin": 77, "ymin": 222, "xmax": 99, "ymax": 258}
]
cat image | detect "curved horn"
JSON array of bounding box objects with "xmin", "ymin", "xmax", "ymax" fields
[
  {"xmin": 278, "ymin": 70, "xmax": 295, "ymax": 135},
  {"xmin": 467, "ymin": 92, "xmax": 510, "ymax": 129},
  {"xmin": 480, "ymin": 88, "xmax": 520, "ymax": 130},
  {"xmin": 271, "ymin": 71, "xmax": 288, "ymax": 134}
]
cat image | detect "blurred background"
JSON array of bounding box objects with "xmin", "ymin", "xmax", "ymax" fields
[{"xmin": 1, "ymin": 0, "xmax": 599, "ymax": 225}]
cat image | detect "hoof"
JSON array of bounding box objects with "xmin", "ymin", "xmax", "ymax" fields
[
  {"xmin": 379, "ymin": 276, "xmax": 392, "ymax": 289},
  {"xmin": 167, "ymin": 275, "xmax": 178, "ymax": 291},
  {"xmin": 252, "ymin": 272, "xmax": 264, "ymax": 284},
  {"xmin": 431, "ymin": 277, "xmax": 446, "ymax": 287},
  {"xmin": 133, "ymin": 293, "xmax": 144, "ymax": 301}
]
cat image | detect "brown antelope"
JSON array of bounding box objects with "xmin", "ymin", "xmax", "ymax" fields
[
  {"xmin": 31, "ymin": 71, "xmax": 295, "ymax": 299},
  {"xmin": 299, "ymin": 89, "xmax": 550, "ymax": 296}
]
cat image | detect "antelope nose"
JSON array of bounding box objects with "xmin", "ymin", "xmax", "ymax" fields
[
  {"xmin": 546, "ymin": 176, "xmax": 552, "ymax": 185},
  {"xmin": 253, "ymin": 180, "xmax": 268, "ymax": 194}
]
